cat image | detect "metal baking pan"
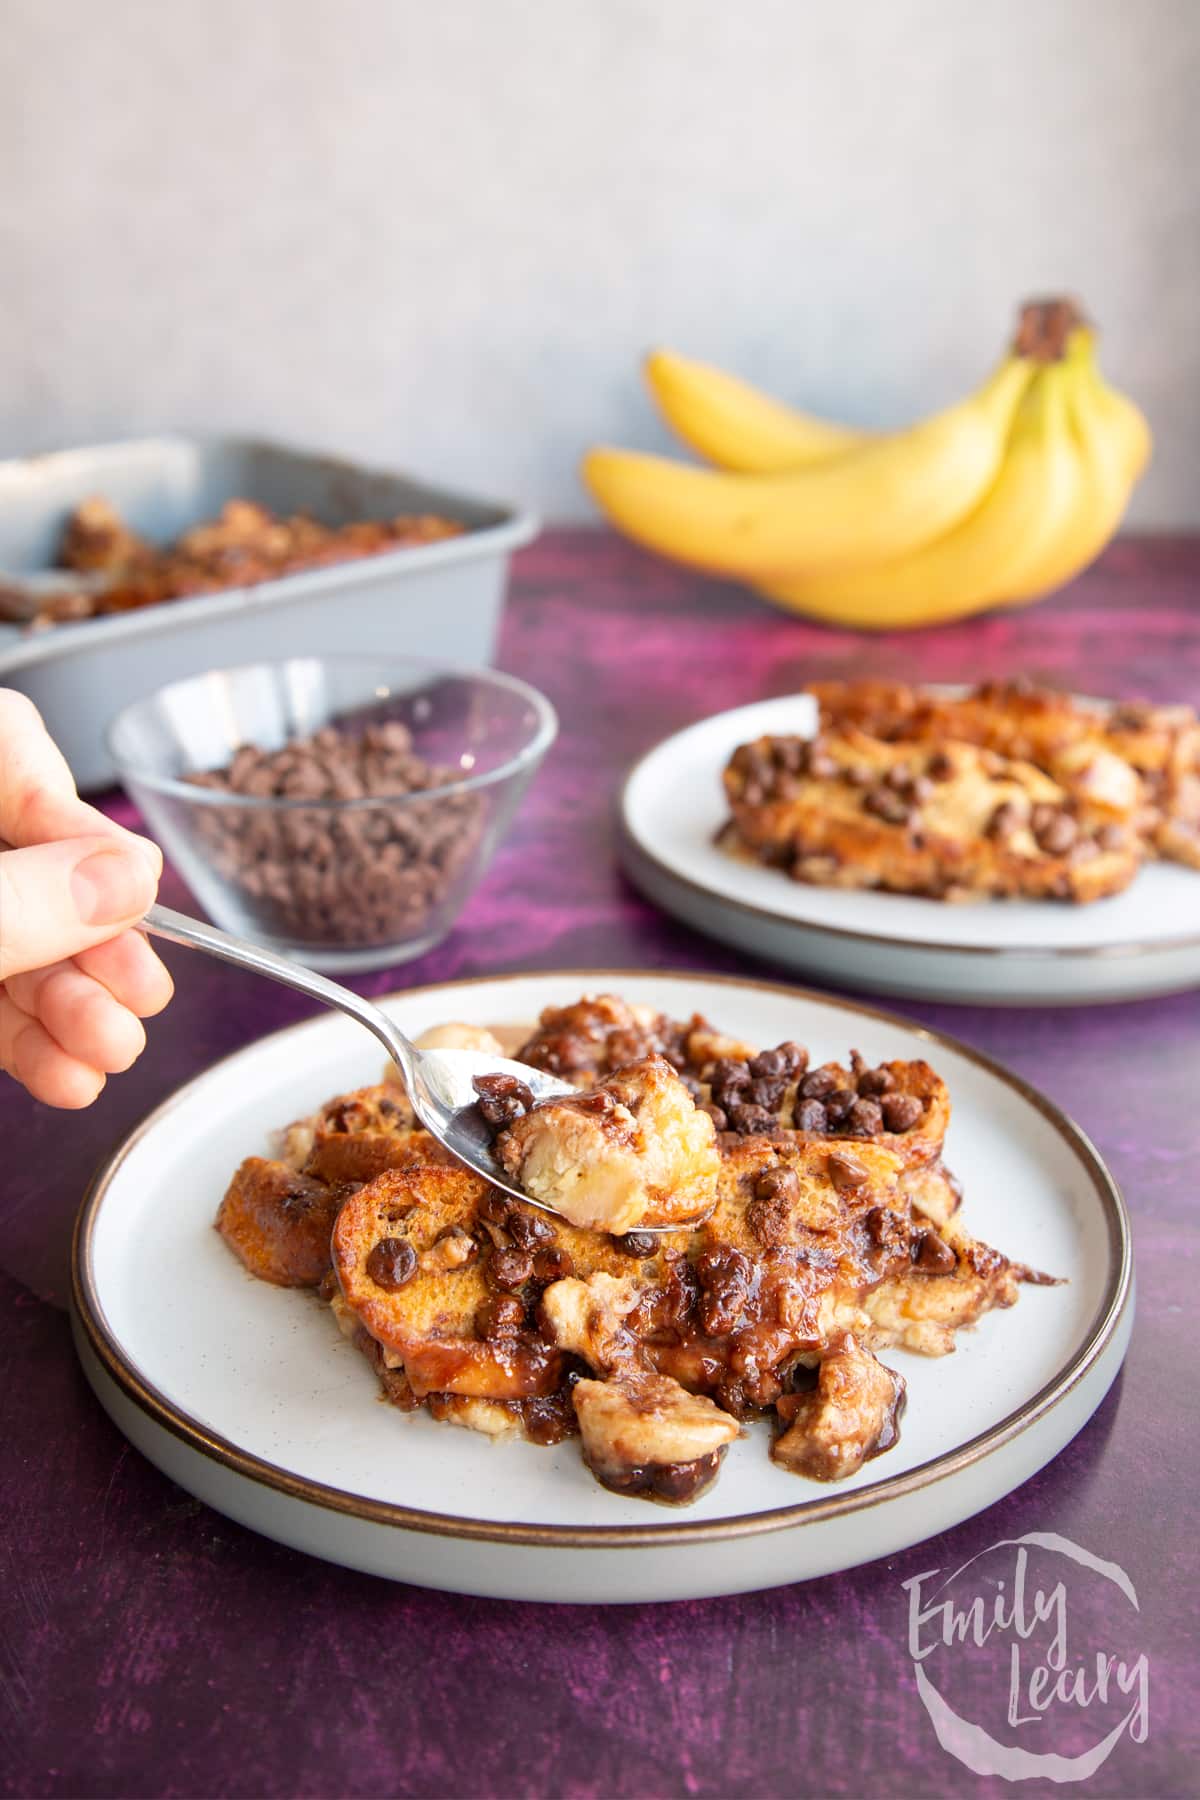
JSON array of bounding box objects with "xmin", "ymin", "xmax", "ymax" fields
[{"xmin": 0, "ymin": 436, "xmax": 538, "ymax": 789}]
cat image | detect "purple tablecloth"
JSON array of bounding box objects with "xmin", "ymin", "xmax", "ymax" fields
[{"xmin": 2, "ymin": 530, "xmax": 1197, "ymax": 1798}]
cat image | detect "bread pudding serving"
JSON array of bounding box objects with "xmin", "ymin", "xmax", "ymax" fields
[
  {"xmin": 721, "ymin": 677, "xmax": 1200, "ymax": 903},
  {"xmin": 216, "ymin": 992, "xmax": 1055, "ymax": 1506}
]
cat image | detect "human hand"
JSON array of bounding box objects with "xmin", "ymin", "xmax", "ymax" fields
[{"xmin": 0, "ymin": 690, "xmax": 173, "ymax": 1106}]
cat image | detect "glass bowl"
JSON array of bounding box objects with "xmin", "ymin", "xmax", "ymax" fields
[{"xmin": 107, "ymin": 656, "xmax": 557, "ymax": 970}]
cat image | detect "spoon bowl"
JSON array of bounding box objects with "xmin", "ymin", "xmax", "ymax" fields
[{"xmin": 140, "ymin": 904, "xmax": 576, "ymax": 1211}]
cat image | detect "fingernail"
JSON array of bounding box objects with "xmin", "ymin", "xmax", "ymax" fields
[
  {"xmin": 72, "ymin": 848, "xmax": 152, "ymax": 926},
  {"xmin": 133, "ymin": 836, "xmax": 163, "ymax": 880}
]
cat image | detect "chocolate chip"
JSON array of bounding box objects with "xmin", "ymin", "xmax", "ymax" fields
[
  {"xmin": 710, "ymin": 1059, "xmax": 752, "ymax": 1109},
  {"xmin": 774, "ymin": 739, "xmax": 807, "ymax": 774},
  {"xmin": 865, "ymin": 1206, "xmax": 909, "ymax": 1257},
  {"xmin": 865, "ymin": 1206, "xmax": 893, "ymax": 1244},
  {"xmin": 711, "ymin": 1057, "xmax": 751, "ymax": 1089},
  {"xmin": 1033, "ymin": 808, "xmax": 1078, "ymax": 855},
  {"xmin": 986, "ymin": 800, "xmax": 1023, "ymax": 840},
  {"xmin": 748, "ymin": 1048, "xmax": 787, "ymax": 1078},
  {"xmin": 776, "ymin": 1041, "xmax": 809, "ymax": 1077},
  {"xmin": 794, "ymin": 1098, "xmax": 829, "ymax": 1132},
  {"xmin": 807, "ymin": 746, "xmax": 839, "ymax": 781},
  {"xmin": 845, "ymin": 1097, "xmax": 884, "ymax": 1136},
  {"xmin": 365, "ymin": 1238, "xmax": 417, "ymax": 1290},
  {"xmin": 885, "ymin": 763, "xmax": 916, "ymax": 791},
  {"xmin": 278, "ymin": 1179, "xmax": 324, "ymax": 1218},
  {"xmin": 754, "ymin": 1166, "xmax": 800, "ymax": 1204},
  {"xmin": 823, "ymin": 1086, "xmax": 856, "ymax": 1125},
  {"xmin": 476, "ymin": 1294, "xmax": 526, "ymax": 1338},
  {"xmin": 479, "ymin": 1076, "xmax": 534, "ymax": 1105},
  {"xmin": 617, "ymin": 1231, "xmax": 656, "ymax": 1258},
  {"xmin": 912, "ymin": 1230, "xmax": 957, "ymax": 1274},
  {"xmin": 478, "ymin": 1190, "xmax": 512, "ymax": 1228},
  {"xmin": 747, "ymin": 1075, "xmax": 787, "ymax": 1111},
  {"xmin": 702, "ymin": 1102, "xmax": 728, "ymax": 1131},
  {"xmin": 863, "ymin": 786, "xmax": 912, "ymax": 825},
  {"xmin": 750, "ymin": 747, "xmax": 777, "ymax": 785},
  {"xmin": 827, "ymin": 1151, "xmax": 869, "ymax": 1194},
  {"xmin": 800, "ymin": 1067, "xmax": 838, "ymax": 1100},
  {"xmin": 856, "ymin": 1065, "xmax": 895, "ymax": 1096},
  {"xmin": 927, "ymin": 750, "xmax": 954, "ymax": 781},
  {"xmin": 507, "ymin": 1210, "xmax": 554, "ymax": 1249},
  {"xmin": 1110, "ymin": 700, "xmax": 1152, "ymax": 729},
  {"xmin": 725, "ymin": 1101, "xmax": 777, "ymax": 1135},
  {"xmin": 532, "ymin": 1246, "xmax": 573, "ymax": 1283},
  {"xmin": 881, "ymin": 1092, "xmax": 924, "ymax": 1133},
  {"xmin": 488, "ymin": 1248, "xmax": 534, "ymax": 1291},
  {"xmin": 327, "ymin": 1100, "xmax": 367, "ymax": 1134},
  {"xmin": 660, "ymin": 1254, "xmax": 701, "ymax": 1327},
  {"xmin": 473, "ymin": 1072, "xmax": 535, "ymax": 1128},
  {"xmin": 695, "ymin": 1245, "xmax": 754, "ymax": 1336}
]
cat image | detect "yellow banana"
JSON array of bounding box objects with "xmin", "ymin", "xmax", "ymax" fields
[
  {"xmin": 1070, "ymin": 329, "xmax": 1152, "ymax": 486},
  {"xmin": 644, "ymin": 348, "xmax": 868, "ymax": 472},
  {"xmin": 583, "ymin": 354, "xmax": 1032, "ymax": 581},
  {"xmin": 992, "ymin": 337, "xmax": 1142, "ymax": 605},
  {"xmin": 756, "ymin": 364, "xmax": 1084, "ymax": 630}
]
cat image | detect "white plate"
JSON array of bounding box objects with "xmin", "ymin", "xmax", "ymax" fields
[
  {"xmin": 72, "ymin": 971, "xmax": 1131, "ymax": 1604},
  {"xmin": 618, "ymin": 696, "xmax": 1200, "ymax": 1005}
]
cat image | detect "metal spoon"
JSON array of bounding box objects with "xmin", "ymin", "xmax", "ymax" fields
[{"xmin": 140, "ymin": 904, "xmax": 576, "ymax": 1212}]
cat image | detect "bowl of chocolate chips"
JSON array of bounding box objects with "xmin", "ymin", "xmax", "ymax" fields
[{"xmin": 108, "ymin": 656, "xmax": 557, "ymax": 969}]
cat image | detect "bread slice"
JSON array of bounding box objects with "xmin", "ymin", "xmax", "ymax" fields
[{"xmin": 723, "ymin": 727, "xmax": 1140, "ymax": 903}]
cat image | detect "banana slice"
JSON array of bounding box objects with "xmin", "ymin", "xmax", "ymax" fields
[
  {"xmin": 574, "ymin": 1371, "xmax": 739, "ymax": 1504},
  {"xmin": 494, "ymin": 1053, "xmax": 720, "ymax": 1235}
]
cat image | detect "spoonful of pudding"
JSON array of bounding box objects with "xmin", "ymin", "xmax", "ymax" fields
[{"xmin": 141, "ymin": 905, "xmax": 719, "ymax": 1234}]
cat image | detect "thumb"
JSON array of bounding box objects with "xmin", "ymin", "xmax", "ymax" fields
[{"xmin": 0, "ymin": 834, "xmax": 161, "ymax": 981}]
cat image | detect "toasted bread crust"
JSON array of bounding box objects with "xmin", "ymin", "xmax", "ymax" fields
[{"xmin": 216, "ymin": 1158, "xmax": 342, "ymax": 1288}]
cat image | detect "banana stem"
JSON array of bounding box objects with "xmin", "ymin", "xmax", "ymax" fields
[{"xmin": 1012, "ymin": 297, "xmax": 1089, "ymax": 362}]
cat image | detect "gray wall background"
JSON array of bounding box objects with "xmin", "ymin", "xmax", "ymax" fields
[{"xmin": 2, "ymin": 0, "xmax": 1196, "ymax": 526}]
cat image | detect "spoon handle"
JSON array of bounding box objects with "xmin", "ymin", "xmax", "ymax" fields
[{"xmin": 140, "ymin": 904, "xmax": 416, "ymax": 1083}]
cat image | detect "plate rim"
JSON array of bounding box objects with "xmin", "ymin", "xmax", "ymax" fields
[
  {"xmin": 618, "ymin": 697, "xmax": 1200, "ymax": 964},
  {"xmin": 72, "ymin": 966, "xmax": 1133, "ymax": 1551}
]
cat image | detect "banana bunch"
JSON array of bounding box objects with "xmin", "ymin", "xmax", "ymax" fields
[{"xmin": 582, "ymin": 300, "xmax": 1151, "ymax": 631}]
